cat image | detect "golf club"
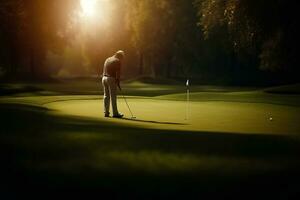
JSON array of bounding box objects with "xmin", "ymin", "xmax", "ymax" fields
[{"xmin": 119, "ymin": 86, "xmax": 136, "ymax": 119}]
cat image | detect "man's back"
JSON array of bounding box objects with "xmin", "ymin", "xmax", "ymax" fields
[
  {"xmin": 103, "ymin": 56, "xmax": 121, "ymax": 78},
  {"xmin": 101, "ymin": 50, "xmax": 125, "ymax": 118}
]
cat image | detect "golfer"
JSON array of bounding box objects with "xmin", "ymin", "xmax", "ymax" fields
[{"xmin": 102, "ymin": 50, "xmax": 125, "ymax": 118}]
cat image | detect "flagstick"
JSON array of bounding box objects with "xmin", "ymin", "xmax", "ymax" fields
[
  {"xmin": 186, "ymin": 88, "xmax": 189, "ymax": 120},
  {"xmin": 185, "ymin": 79, "xmax": 189, "ymax": 120}
]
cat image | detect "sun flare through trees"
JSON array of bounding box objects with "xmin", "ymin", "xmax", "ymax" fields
[{"xmin": 80, "ymin": 0, "xmax": 111, "ymax": 23}]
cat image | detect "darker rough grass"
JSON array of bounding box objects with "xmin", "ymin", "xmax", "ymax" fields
[
  {"xmin": 1, "ymin": 104, "xmax": 300, "ymax": 199},
  {"xmin": 265, "ymin": 83, "xmax": 300, "ymax": 94},
  {"xmin": 0, "ymin": 84, "xmax": 43, "ymax": 96}
]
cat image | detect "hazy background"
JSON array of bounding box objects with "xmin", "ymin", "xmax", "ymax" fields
[{"xmin": 0, "ymin": 0, "xmax": 299, "ymax": 85}]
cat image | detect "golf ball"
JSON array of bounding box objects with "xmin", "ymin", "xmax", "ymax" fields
[{"xmin": 269, "ymin": 117, "xmax": 273, "ymax": 121}]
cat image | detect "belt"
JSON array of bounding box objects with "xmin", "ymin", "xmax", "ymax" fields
[{"xmin": 103, "ymin": 75, "xmax": 116, "ymax": 79}]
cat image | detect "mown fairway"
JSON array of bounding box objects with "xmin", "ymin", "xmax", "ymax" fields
[{"xmin": 1, "ymin": 81, "xmax": 300, "ymax": 199}]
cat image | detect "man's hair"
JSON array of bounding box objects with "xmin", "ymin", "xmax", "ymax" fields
[{"xmin": 115, "ymin": 50, "xmax": 125, "ymax": 59}]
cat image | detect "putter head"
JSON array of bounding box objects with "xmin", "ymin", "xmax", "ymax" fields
[{"xmin": 131, "ymin": 116, "xmax": 136, "ymax": 119}]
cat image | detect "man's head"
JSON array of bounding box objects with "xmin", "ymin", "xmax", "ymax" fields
[{"xmin": 114, "ymin": 50, "xmax": 125, "ymax": 60}]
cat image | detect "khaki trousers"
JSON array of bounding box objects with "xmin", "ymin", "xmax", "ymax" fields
[{"xmin": 102, "ymin": 76, "xmax": 119, "ymax": 116}]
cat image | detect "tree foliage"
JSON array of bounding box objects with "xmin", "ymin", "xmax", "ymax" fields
[
  {"xmin": 125, "ymin": 0, "xmax": 202, "ymax": 78},
  {"xmin": 195, "ymin": 0, "xmax": 299, "ymax": 73}
]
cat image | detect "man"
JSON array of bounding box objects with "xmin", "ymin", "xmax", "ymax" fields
[{"xmin": 102, "ymin": 50, "xmax": 125, "ymax": 118}]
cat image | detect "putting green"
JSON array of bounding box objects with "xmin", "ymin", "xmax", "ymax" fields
[{"xmin": 46, "ymin": 98, "xmax": 300, "ymax": 135}]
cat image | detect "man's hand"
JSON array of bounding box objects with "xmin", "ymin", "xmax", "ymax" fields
[{"xmin": 116, "ymin": 79, "xmax": 121, "ymax": 91}]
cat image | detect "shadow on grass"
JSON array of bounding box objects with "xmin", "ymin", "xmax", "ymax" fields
[
  {"xmin": 0, "ymin": 103, "xmax": 300, "ymax": 199},
  {"xmin": 120, "ymin": 117, "xmax": 186, "ymax": 125}
]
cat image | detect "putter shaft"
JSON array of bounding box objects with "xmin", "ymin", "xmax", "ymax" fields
[{"xmin": 120, "ymin": 92, "xmax": 135, "ymax": 118}]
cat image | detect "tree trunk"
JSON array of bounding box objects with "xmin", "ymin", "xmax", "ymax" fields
[
  {"xmin": 230, "ymin": 51, "xmax": 238, "ymax": 79},
  {"xmin": 9, "ymin": 46, "xmax": 15, "ymax": 76},
  {"xmin": 30, "ymin": 44, "xmax": 47, "ymax": 80},
  {"xmin": 166, "ymin": 56, "xmax": 172, "ymax": 78},
  {"xmin": 139, "ymin": 51, "xmax": 144, "ymax": 75},
  {"xmin": 30, "ymin": 47, "xmax": 36, "ymax": 79},
  {"xmin": 6, "ymin": 37, "xmax": 17, "ymax": 77}
]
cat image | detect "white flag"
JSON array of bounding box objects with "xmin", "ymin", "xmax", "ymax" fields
[{"xmin": 186, "ymin": 79, "xmax": 189, "ymax": 87}]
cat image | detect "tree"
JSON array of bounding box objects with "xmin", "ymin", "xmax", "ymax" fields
[
  {"xmin": 125, "ymin": 0, "xmax": 202, "ymax": 79},
  {"xmin": 0, "ymin": 0, "xmax": 80, "ymax": 79},
  {"xmin": 195, "ymin": 0, "xmax": 299, "ymax": 76},
  {"xmin": 0, "ymin": 0, "xmax": 26, "ymax": 76},
  {"xmin": 23, "ymin": 0, "xmax": 80, "ymax": 78}
]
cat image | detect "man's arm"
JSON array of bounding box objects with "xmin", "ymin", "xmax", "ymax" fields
[{"xmin": 116, "ymin": 62, "xmax": 121, "ymax": 90}]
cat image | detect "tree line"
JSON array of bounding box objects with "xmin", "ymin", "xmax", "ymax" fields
[
  {"xmin": 0, "ymin": 0, "xmax": 80, "ymax": 80},
  {"xmin": 0, "ymin": 0, "xmax": 299, "ymax": 84}
]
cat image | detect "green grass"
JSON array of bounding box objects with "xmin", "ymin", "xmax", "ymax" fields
[
  {"xmin": 158, "ymin": 90, "xmax": 300, "ymax": 106},
  {"xmin": 1, "ymin": 81, "xmax": 300, "ymax": 198}
]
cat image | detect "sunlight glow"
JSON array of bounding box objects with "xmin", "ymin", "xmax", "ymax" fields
[
  {"xmin": 80, "ymin": 0, "xmax": 98, "ymax": 17},
  {"xmin": 80, "ymin": 0, "xmax": 111, "ymax": 25}
]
